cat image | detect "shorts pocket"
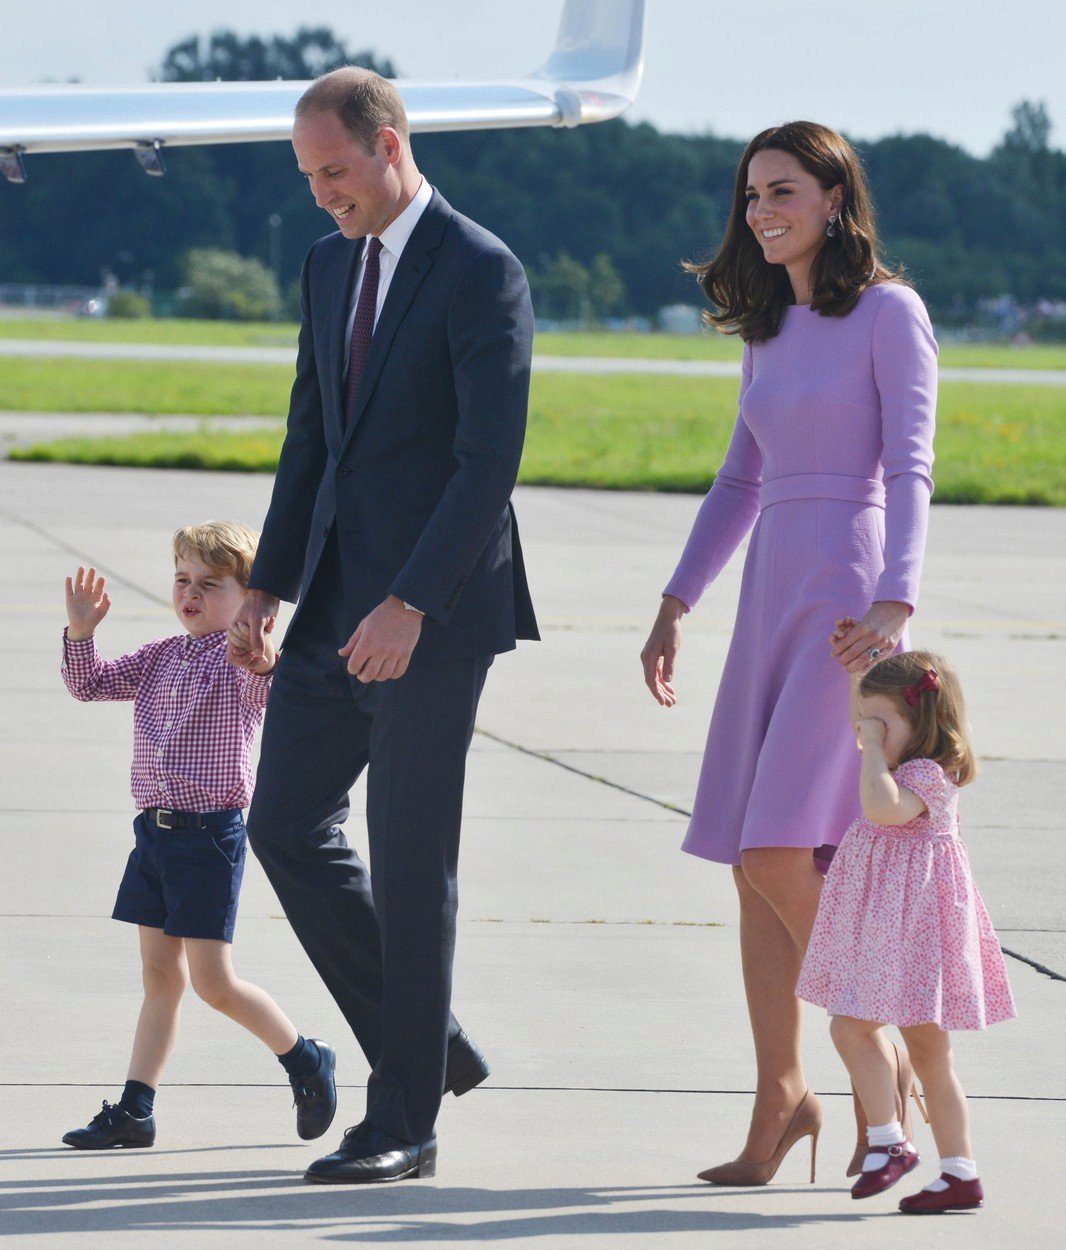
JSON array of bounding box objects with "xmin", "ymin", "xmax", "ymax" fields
[{"xmin": 210, "ymin": 824, "xmax": 248, "ymax": 868}]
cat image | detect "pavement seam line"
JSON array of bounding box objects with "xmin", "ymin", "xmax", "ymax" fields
[
  {"xmin": 0, "ymin": 505, "xmax": 169, "ymax": 607},
  {"xmin": 473, "ymin": 727, "xmax": 692, "ymax": 816},
  {"xmin": 1000, "ymin": 945, "xmax": 1066, "ymax": 982}
]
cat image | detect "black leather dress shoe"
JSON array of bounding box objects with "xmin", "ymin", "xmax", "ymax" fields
[
  {"xmin": 290, "ymin": 1039, "xmax": 337, "ymax": 1140},
  {"xmin": 305, "ymin": 1121, "xmax": 437, "ymax": 1184},
  {"xmin": 443, "ymin": 1029, "xmax": 490, "ymax": 1097},
  {"xmin": 62, "ymin": 1101, "xmax": 156, "ymax": 1150}
]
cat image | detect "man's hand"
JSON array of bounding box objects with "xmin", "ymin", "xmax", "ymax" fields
[
  {"xmin": 340, "ymin": 596, "xmax": 423, "ymax": 682},
  {"xmin": 65, "ymin": 566, "xmax": 111, "ymax": 641},
  {"xmin": 229, "ymin": 618, "xmax": 277, "ymax": 674},
  {"xmin": 229, "ymin": 589, "xmax": 279, "ymax": 669}
]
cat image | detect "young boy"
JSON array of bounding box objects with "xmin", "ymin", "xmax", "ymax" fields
[{"xmin": 60, "ymin": 520, "xmax": 336, "ymax": 1149}]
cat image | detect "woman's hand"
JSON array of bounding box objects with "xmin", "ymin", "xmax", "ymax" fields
[
  {"xmin": 830, "ymin": 601, "xmax": 910, "ymax": 674},
  {"xmin": 640, "ymin": 594, "xmax": 687, "ymax": 707}
]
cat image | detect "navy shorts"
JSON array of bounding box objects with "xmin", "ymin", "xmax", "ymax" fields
[{"xmin": 112, "ymin": 809, "xmax": 247, "ymax": 942}]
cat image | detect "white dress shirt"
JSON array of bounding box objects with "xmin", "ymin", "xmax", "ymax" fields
[{"xmin": 343, "ymin": 177, "xmax": 433, "ymax": 370}]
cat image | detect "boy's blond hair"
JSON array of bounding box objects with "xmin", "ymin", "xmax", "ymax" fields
[{"xmin": 172, "ymin": 521, "xmax": 260, "ymax": 588}]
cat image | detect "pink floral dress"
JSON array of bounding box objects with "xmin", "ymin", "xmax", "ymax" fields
[{"xmin": 797, "ymin": 758, "xmax": 1016, "ymax": 1030}]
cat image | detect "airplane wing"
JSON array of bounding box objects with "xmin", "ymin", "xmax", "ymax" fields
[{"xmin": 0, "ymin": 0, "xmax": 645, "ymax": 183}]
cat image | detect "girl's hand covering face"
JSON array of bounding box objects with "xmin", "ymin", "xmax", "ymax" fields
[{"xmin": 855, "ymin": 716, "xmax": 888, "ymax": 749}]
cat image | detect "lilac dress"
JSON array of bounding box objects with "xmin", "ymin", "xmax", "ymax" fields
[
  {"xmin": 664, "ymin": 283, "xmax": 937, "ymax": 865},
  {"xmin": 797, "ymin": 758, "xmax": 1016, "ymax": 1030}
]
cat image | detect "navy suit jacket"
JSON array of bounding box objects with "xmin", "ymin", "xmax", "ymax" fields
[{"xmin": 250, "ymin": 188, "xmax": 539, "ymax": 663}]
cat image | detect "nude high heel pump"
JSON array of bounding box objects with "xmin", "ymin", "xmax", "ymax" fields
[
  {"xmin": 846, "ymin": 1043, "xmax": 930, "ymax": 1177},
  {"xmin": 698, "ymin": 1089, "xmax": 824, "ymax": 1186}
]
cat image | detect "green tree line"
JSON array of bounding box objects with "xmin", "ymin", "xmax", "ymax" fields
[{"xmin": 0, "ymin": 28, "xmax": 1062, "ymax": 321}]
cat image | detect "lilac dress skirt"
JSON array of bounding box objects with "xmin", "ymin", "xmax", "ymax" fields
[{"xmin": 681, "ymin": 481, "xmax": 906, "ymax": 867}]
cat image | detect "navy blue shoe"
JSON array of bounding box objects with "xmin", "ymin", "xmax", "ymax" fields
[
  {"xmin": 62, "ymin": 1101, "xmax": 156, "ymax": 1150},
  {"xmin": 290, "ymin": 1039, "xmax": 337, "ymax": 1141},
  {"xmin": 444, "ymin": 1029, "xmax": 490, "ymax": 1097},
  {"xmin": 305, "ymin": 1121, "xmax": 437, "ymax": 1184}
]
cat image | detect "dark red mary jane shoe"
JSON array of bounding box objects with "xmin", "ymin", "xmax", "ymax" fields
[
  {"xmin": 899, "ymin": 1173, "xmax": 984, "ymax": 1213},
  {"xmin": 850, "ymin": 1141, "xmax": 919, "ymax": 1199}
]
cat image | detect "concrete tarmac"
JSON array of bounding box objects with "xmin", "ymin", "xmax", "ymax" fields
[
  {"xmin": 3, "ymin": 337, "xmax": 1066, "ymax": 384},
  {"xmin": 1, "ymin": 461, "xmax": 1063, "ymax": 1248}
]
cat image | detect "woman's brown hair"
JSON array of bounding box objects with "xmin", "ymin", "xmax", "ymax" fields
[
  {"xmin": 859, "ymin": 651, "xmax": 978, "ymax": 786},
  {"xmin": 688, "ymin": 120, "xmax": 902, "ymax": 343}
]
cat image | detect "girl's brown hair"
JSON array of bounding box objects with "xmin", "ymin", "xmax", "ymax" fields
[
  {"xmin": 859, "ymin": 651, "xmax": 977, "ymax": 786},
  {"xmin": 687, "ymin": 120, "xmax": 902, "ymax": 343}
]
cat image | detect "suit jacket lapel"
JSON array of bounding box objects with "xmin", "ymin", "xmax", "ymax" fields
[
  {"xmin": 340, "ymin": 192, "xmax": 449, "ymax": 450},
  {"xmin": 327, "ymin": 237, "xmax": 363, "ymax": 447}
]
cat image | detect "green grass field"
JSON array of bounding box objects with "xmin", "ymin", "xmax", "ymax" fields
[
  {"xmin": 0, "ymin": 358, "xmax": 291, "ymax": 416},
  {"xmin": 1, "ymin": 316, "xmax": 1064, "ymax": 370},
  {"xmin": 11, "ymin": 373, "xmax": 1065, "ymax": 505}
]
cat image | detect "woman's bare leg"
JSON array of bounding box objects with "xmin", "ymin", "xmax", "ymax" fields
[{"xmin": 728, "ymin": 848, "xmax": 824, "ymax": 1160}]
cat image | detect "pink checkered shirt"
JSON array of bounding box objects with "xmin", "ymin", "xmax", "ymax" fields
[{"xmin": 61, "ymin": 629, "xmax": 272, "ymax": 811}]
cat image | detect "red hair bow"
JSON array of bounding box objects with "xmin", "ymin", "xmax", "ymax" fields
[{"xmin": 902, "ymin": 668, "xmax": 939, "ymax": 706}]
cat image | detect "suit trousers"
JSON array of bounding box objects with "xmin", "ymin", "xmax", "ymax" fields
[{"xmin": 247, "ymin": 532, "xmax": 491, "ymax": 1143}]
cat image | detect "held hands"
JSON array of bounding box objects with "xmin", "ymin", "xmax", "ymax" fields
[
  {"xmin": 640, "ymin": 594, "xmax": 687, "ymax": 707},
  {"xmin": 227, "ymin": 588, "xmax": 279, "ymax": 674},
  {"xmin": 65, "ymin": 566, "xmax": 111, "ymax": 640},
  {"xmin": 228, "ymin": 618, "xmax": 277, "ymax": 675},
  {"xmin": 340, "ymin": 595, "xmax": 423, "ymax": 682},
  {"xmin": 829, "ymin": 601, "xmax": 910, "ymax": 674}
]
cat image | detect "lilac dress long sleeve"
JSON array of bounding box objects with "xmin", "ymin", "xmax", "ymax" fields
[{"xmin": 664, "ymin": 283, "xmax": 937, "ymax": 864}]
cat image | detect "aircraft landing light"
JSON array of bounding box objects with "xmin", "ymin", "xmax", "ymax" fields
[
  {"xmin": 0, "ymin": 144, "xmax": 27, "ymax": 183},
  {"xmin": 134, "ymin": 139, "xmax": 166, "ymax": 176}
]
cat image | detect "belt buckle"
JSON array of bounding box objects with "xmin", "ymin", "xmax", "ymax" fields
[{"xmin": 154, "ymin": 808, "xmax": 175, "ymax": 829}]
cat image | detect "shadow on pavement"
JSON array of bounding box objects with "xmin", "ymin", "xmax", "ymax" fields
[{"xmin": 0, "ymin": 1172, "xmax": 896, "ymax": 1239}]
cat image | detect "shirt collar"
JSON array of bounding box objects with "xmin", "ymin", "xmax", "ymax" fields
[
  {"xmin": 376, "ymin": 178, "xmax": 432, "ymax": 264},
  {"xmin": 183, "ymin": 629, "xmax": 226, "ymax": 655}
]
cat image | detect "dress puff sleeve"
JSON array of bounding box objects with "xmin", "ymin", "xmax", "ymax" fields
[
  {"xmin": 663, "ymin": 342, "xmax": 762, "ymax": 611},
  {"xmin": 871, "ymin": 284, "xmax": 938, "ymax": 609},
  {"xmin": 892, "ymin": 757, "xmax": 952, "ymax": 818}
]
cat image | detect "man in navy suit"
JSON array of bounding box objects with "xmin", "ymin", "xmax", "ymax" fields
[{"xmin": 229, "ymin": 66, "xmax": 537, "ymax": 1183}]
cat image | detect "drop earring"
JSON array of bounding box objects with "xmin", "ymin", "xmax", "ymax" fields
[{"xmin": 826, "ymin": 213, "xmax": 838, "ymax": 238}]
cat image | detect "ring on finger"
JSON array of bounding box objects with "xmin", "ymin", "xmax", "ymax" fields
[{"xmin": 867, "ymin": 647, "xmax": 880, "ymax": 660}]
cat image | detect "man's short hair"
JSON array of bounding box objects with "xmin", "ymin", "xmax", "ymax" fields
[
  {"xmin": 296, "ymin": 66, "xmax": 410, "ymax": 153},
  {"xmin": 173, "ymin": 521, "xmax": 260, "ymax": 588}
]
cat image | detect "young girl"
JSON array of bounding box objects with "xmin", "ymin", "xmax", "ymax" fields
[{"xmin": 797, "ymin": 649, "xmax": 1015, "ymax": 1213}]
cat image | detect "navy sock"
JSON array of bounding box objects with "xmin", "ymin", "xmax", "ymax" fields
[
  {"xmin": 277, "ymin": 1035, "xmax": 319, "ymax": 1079},
  {"xmin": 119, "ymin": 1079, "xmax": 155, "ymax": 1119}
]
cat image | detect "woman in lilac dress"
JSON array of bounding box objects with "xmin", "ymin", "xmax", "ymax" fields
[{"xmin": 641, "ymin": 121, "xmax": 937, "ymax": 1183}]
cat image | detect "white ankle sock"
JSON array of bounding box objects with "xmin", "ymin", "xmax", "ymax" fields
[
  {"xmin": 862, "ymin": 1120, "xmax": 905, "ymax": 1171},
  {"xmin": 924, "ymin": 1156, "xmax": 979, "ymax": 1191}
]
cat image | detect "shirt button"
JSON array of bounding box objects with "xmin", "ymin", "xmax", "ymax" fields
[
  {"xmin": 165, "ymin": 721, "xmax": 173, "ymax": 729},
  {"xmin": 157, "ymin": 749, "xmax": 164, "ymax": 758},
  {"xmin": 159, "ymin": 780, "xmax": 168, "ymax": 790},
  {"xmin": 181, "ymin": 660, "xmax": 190, "ymax": 669}
]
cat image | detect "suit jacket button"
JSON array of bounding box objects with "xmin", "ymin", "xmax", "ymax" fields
[{"xmin": 338, "ymin": 466, "xmax": 350, "ymax": 478}]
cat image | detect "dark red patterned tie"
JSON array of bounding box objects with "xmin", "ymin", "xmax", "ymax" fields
[{"xmin": 344, "ymin": 235, "xmax": 383, "ymax": 423}]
